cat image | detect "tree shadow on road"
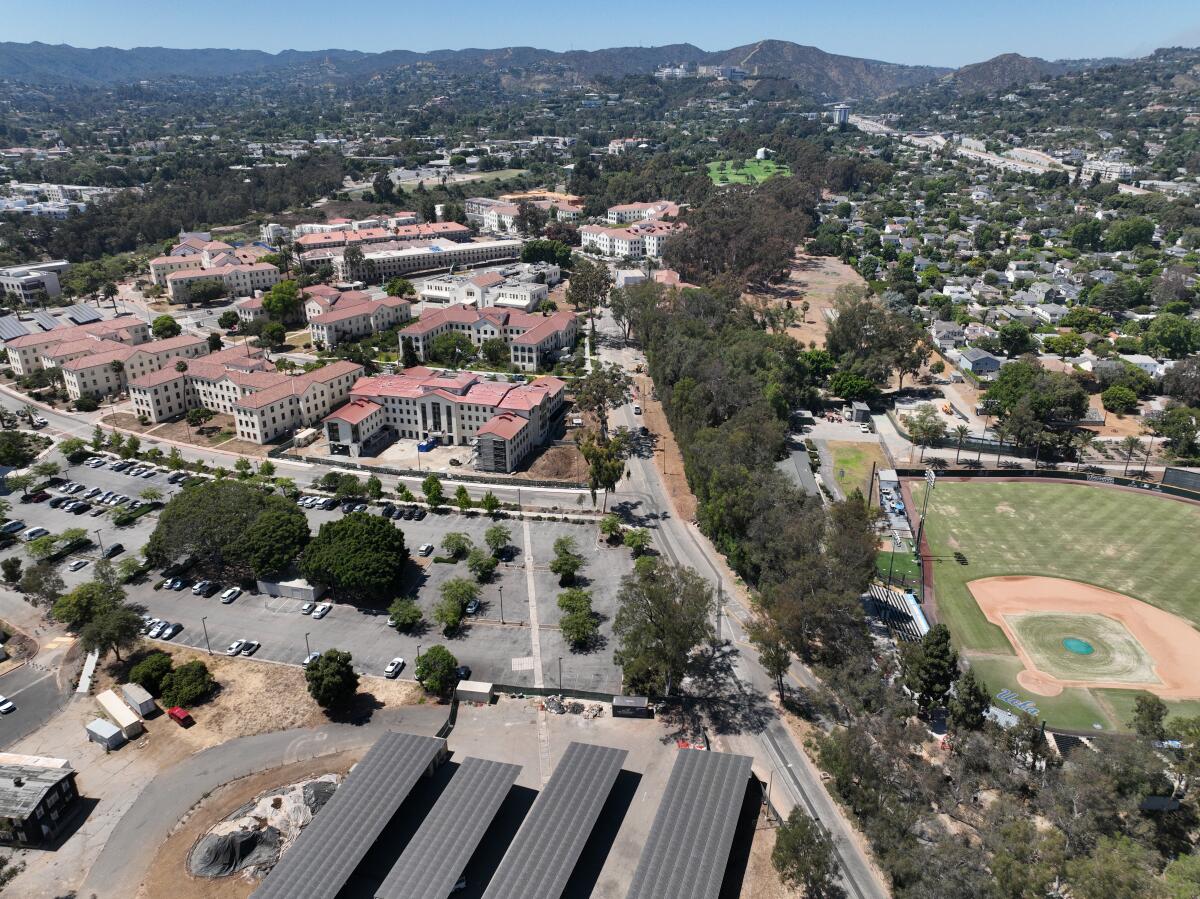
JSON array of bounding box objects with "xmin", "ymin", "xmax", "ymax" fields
[{"xmin": 654, "ymin": 639, "xmax": 774, "ymax": 741}]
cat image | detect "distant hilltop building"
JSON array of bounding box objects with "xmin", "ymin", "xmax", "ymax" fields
[
  {"xmin": 654, "ymin": 64, "xmax": 745, "ymax": 81},
  {"xmin": 832, "ymin": 103, "xmax": 852, "ymax": 125}
]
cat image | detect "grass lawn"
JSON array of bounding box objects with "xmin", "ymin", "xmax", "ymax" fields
[
  {"xmin": 967, "ymin": 656, "xmax": 1114, "ymax": 731},
  {"xmin": 827, "ymin": 440, "xmax": 889, "ymax": 500},
  {"xmin": 706, "ymin": 158, "xmax": 793, "ymax": 185},
  {"xmin": 1095, "ymin": 689, "xmax": 1200, "ymax": 732},
  {"xmin": 876, "ymin": 550, "xmax": 922, "ymax": 590},
  {"xmin": 916, "ymin": 480, "xmax": 1200, "ymax": 731}
]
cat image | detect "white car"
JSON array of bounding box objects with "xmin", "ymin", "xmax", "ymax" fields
[
  {"xmin": 418, "ymin": 543, "xmax": 434, "ymax": 557},
  {"xmin": 0, "ymin": 696, "xmax": 15, "ymax": 714},
  {"xmin": 226, "ymin": 639, "xmax": 246, "ymax": 656},
  {"xmin": 312, "ymin": 603, "xmax": 331, "ymax": 620},
  {"xmin": 22, "ymin": 527, "xmax": 49, "ymax": 541},
  {"xmin": 239, "ymin": 640, "xmax": 260, "ymax": 656},
  {"xmin": 384, "ymin": 657, "xmax": 405, "ymax": 678},
  {"xmin": 191, "ymin": 580, "xmax": 212, "ymax": 596},
  {"xmin": 220, "ymin": 587, "xmax": 241, "ymax": 604},
  {"xmin": 300, "ymin": 602, "xmax": 315, "ymax": 615},
  {"xmin": 67, "ymin": 559, "xmax": 88, "ymax": 572},
  {"xmin": 302, "ymin": 651, "xmax": 320, "ymax": 667},
  {"xmin": 860, "ymin": 423, "xmax": 871, "ymax": 434}
]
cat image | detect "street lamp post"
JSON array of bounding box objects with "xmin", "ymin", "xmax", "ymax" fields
[
  {"xmin": 304, "ymin": 632, "xmax": 311, "ymax": 657},
  {"xmin": 93, "ymin": 529, "xmax": 104, "ymax": 553},
  {"xmin": 498, "ymin": 585, "xmax": 504, "ymax": 625},
  {"xmin": 417, "ymin": 642, "xmax": 422, "ymax": 663},
  {"xmin": 200, "ymin": 616, "xmax": 212, "ymax": 655},
  {"xmin": 558, "ymin": 656, "xmax": 562, "ymax": 689}
]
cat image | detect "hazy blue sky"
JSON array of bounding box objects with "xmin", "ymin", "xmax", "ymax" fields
[{"xmin": 6, "ymin": 1, "xmax": 1200, "ymax": 67}]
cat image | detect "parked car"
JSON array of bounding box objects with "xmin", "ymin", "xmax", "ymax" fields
[
  {"xmin": 633, "ymin": 404, "xmax": 642, "ymax": 414},
  {"xmin": 465, "ymin": 599, "xmax": 480, "ymax": 615},
  {"xmin": 167, "ymin": 707, "xmax": 194, "ymax": 727},
  {"xmin": 142, "ymin": 617, "xmax": 161, "ymax": 635},
  {"xmin": 0, "ymin": 696, "xmax": 15, "ymax": 714},
  {"xmin": 300, "ymin": 602, "xmax": 315, "ymax": 615},
  {"xmin": 67, "ymin": 559, "xmax": 88, "ymax": 572},
  {"xmin": 414, "ymin": 509, "xmax": 427, "ymax": 521},
  {"xmin": 23, "ymin": 527, "xmax": 49, "ymax": 541},
  {"xmin": 402, "ymin": 506, "xmax": 415, "ymax": 520},
  {"xmin": 22, "ymin": 492, "xmax": 49, "ymax": 504},
  {"xmin": 48, "ymin": 496, "xmax": 67, "ymax": 508},
  {"xmin": 149, "ymin": 621, "xmax": 169, "ymax": 639},
  {"xmin": 191, "ymin": 580, "xmax": 212, "ymax": 596},
  {"xmin": 455, "ymin": 666, "xmax": 471, "ymax": 681},
  {"xmin": 381, "ymin": 504, "xmax": 396, "ymax": 519},
  {"xmin": 239, "ymin": 641, "xmax": 260, "ymax": 656},
  {"xmin": 303, "ymin": 652, "xmax": 321, "ymax": 667},
  {"xmin": 0, "ymin": 521, "xmax": 24, "ymax": 535},
  {"xmin": 167, "ymin": 577, "xmax": 187, "ymax": 591},
  {"xmin": 226, "ymin": 640, "xmax": 246, "ymax": 656},
  {"xmin": 312, "ymin": 603, "xmax": 331, "ymax": 620},
  {"xmin": 101, "ymin": 543, "xmax": 124, "ymax": 559},
  {"xmin": 384, "ymin": 657, "xmax": 405, "ymax": 678},
  {"xmin": 353, "ymin": 503, "xmax": 367, "ymax": 513},
  {"xmin": 89, "ymin": 505, "xmax": 106, "ymax": 517},
  {"xmin": 220, "ymin": 587, "xmax": 241, "ymax": 604},
  {"xmin": 161, "ymin": 622, "xmax": 183, "ymax": 640},
  {"xmin": 418, "ymin": 543, "xmax": 434, "ymax": 557}
]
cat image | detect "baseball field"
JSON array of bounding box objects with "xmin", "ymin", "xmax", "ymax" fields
[{"xmin": 913, "ymin": 479, "xmax": 1200, "ymax": 732}]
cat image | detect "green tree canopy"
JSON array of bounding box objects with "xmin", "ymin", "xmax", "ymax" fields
[
  {"xmin": 301, "ymin": 513, "xmax": 409, "ymax": 601},
  {"xmin": 415, "ymin": 644, "xmax": 458, "ymax": 698},
  {"xmin": 304, "ymin": 649, "xmax": 359, "ymax": 712},
  {"xmin": 161, "ymin": 660, "xmax": 216, "ymax": 708},
  {"xmin": 151, "ymin": 314, "xmax": 182, "ymax": 339},
  {"xmin": 243, "ymin": 508, "xmax": 311, "ymax": 580},
  {"xmin": 612, "ymin": 560, "xmax": 714, "ymax": 695}
]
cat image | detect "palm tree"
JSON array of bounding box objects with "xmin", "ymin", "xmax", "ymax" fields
[
  {"xmin": 993, "ymin": 423, "xmax": 1009, "ymax": 467},
  {"xmin": 101, "ymin": 282, "xmax": 118, "ymax": 311},
  {"xmin": 1030, "ymin": 428, "xmax": 1047, "ymax": 469},
  {"xmin": 953, "ymin": 424, "xmax": 970, "ymax": 463},
  {"xmin": 1073, "ymin": 429, "xmax": 1097, "ymax": 470},
  {"xmin": 1121, "ymin": 435, "xmax": 1142, "ymax": 476}
]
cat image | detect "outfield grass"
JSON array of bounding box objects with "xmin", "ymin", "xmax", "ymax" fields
[
  {"xmin": 706, "ymin": 158, "xmax": 793, "ymax": 185},
  {"xmin": 916, "ymin": 480, "xmax": 1200, "ymax": 731},
  {"xmin": 876, "ymin": 550, "xmax": 921, "ymax": 588},
  {"xmin": 914, "ymin": 481, "xmax": 1200, "ymax": 654}
]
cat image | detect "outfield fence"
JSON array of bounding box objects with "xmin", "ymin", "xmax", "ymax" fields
[{"xmin": 893, "ymin": 466, "xmax": 1200, "ymax": 504}]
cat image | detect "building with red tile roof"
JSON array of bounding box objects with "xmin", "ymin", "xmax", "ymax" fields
[
  {"xmin": 6, "ymin": 317, "xmax": 152, "ymax": 378},
  {"xmin": 336, "ymin": 367, "xmax": 566, "ymax": 470},
  {"xmin": 400, "ymin": 304, "xmax": 577, "ymax": 372}
]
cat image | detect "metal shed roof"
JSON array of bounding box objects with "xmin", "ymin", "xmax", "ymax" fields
[
  {"xmin": 625, "ymin": 750, "xmax": 754, "ymax": 899},
  {"xmin": 64, "ymin": 303, "xmax": 101, "ymax": 324},
  {"xmin": 0, "ymin": 764, "xmax": 74, "ymax": 819},
  {"xmin": 481, "ymin": 742, "xmax": 627, "ymax": 899},
  {"xmin": 252, "ymin": 731, "xmax": 445, "ymax": 899},
  {"xmin": 375, "ymin": 757, "xmax": 521, "ymax": 899}
]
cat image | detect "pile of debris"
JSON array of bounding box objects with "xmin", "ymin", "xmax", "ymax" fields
[
  {"xmin": 542, "ymin": 695, "xmax": 606, "ymax": 718},
  {"xmin": 188, "ymin": 774, "xmax": 340, "ymax": 879}
]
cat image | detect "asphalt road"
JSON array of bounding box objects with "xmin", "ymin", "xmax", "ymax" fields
[{"xmin": 0, "ymin": 661, "xmax": 69, "ymax": 750}]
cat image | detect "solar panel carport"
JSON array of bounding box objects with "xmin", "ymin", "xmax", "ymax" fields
[
  {"xmin": 374, "ymin": 756, "xmax": 521, "ymax": 899},
  {"xmin": 252, "ymin": 731, "xmax": 445, "ymax": 899},
  {"xmin": 481, "ymin": 742, "xmax": 627, "ymax": 899},
  {"xmin": 624, "ymin": 749, "xmax": 754, "ymax": 899}
]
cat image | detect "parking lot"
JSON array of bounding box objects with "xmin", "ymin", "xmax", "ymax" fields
[{"xmin": 3, "ymin": 453, "xmax": 633, "ymax": 694}]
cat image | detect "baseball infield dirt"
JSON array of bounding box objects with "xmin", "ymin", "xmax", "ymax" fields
[{"xmin": 968, "ymin": 575, "xmax": 1200, "ymax": 699}]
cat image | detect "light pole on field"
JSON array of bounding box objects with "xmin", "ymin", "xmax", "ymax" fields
[{"xmin": 914, "ymin": 469, "xmax": 936, "ymax": 567}]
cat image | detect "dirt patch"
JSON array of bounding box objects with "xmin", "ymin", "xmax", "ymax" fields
[
  {"xmin": 969, "ymin": 576, "xmax": 1200, "ymax": 698},
  {"xmin": 0, "ymin": 618, "xmax": 37, "ymax": 675},
  {"xmin": 739, "ymin": 817, "xmax": 798, "ymax": 899},
  {"xmin": 212, "ymin": 438, "xmax": 269, "ymax": 458},
  {"xmin": 742, "ymin": 252, "xmax": 866, "ymax": 350},
  {"xmin": 994, "ymin": 503, "xmax": 1015, "ymax": 515},
  {"xmin": 518, "ymin": 443, "xmax": 588, "ymax": 482},
  {"xmin": 97, "ymin": 643, "xmax": 422, "ymax": 749},
  {"xmin": 101, "ymin": 411, "xmax": 157, "ymax": 434},
  {"xmin": 147, "ymin": 413, "xmax": 242, "ymax": 451},
  {"xmin": 136, "ymin": 751, "xmax": 364, "ymax": 899},
  {"xmin": 635, "ymin": 375, "xmax": 697, "ymax": 522}
]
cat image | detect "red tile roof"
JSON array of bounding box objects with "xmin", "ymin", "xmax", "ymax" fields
[
  {"xmin": 324, "ymin": 398, "xmax": 382, "ymax": 425},
  {"xmin": 477, "ymin": 412, "xmax": 528, "ymax": 440}
]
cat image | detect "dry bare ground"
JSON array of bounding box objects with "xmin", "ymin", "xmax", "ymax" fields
[
  {"xmin": 135, "ymin": 750, "xmax": 364, "ymax": 899},
  {"xmin": 519, "ymin": 442, "xmax": 589, "ymax": 482},
  {"xmin": 742, "ymin": 252, "xmax": 867, "ymax": 350},
  {"xmin": 635, "ymin": 374, "xmax": 697, "ymax": 522},
  {"xmin": 95, "ymin": 642, "xmax": 422, "ymax": 750}
]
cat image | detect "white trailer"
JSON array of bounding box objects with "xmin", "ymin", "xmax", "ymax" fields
[
  {"xmin": 97, "ymin": 688, "xmax": 144, "ymax": 739},
  {"xmin": 121, "ymin": 683, "xmax": 156, "ymax": 717}
]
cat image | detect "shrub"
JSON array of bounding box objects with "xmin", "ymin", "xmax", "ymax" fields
[
  {"xmin": 159, "ymin": 660, "xmax": 216, "ymax": 707},
  {"xmin": 130, "ymin": 651, "xmax": 173, "ymax": 696}
]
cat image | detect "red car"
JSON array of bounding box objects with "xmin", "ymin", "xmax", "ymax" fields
[{"xmin": 167, "ymin": 706, "xmax": 194, "ymax": 727}]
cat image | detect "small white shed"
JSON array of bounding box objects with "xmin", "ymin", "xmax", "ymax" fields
[
  {"xmin": 121, "ymin": 683, "xmax": 156, "ymax": 717},
  {"xmin": 455, "ymin": 680, "xmax": 495, "ymax": 704},
  {"xmin": 85, "ymin": 718, "xmax": 125, "ymax": 750}
]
